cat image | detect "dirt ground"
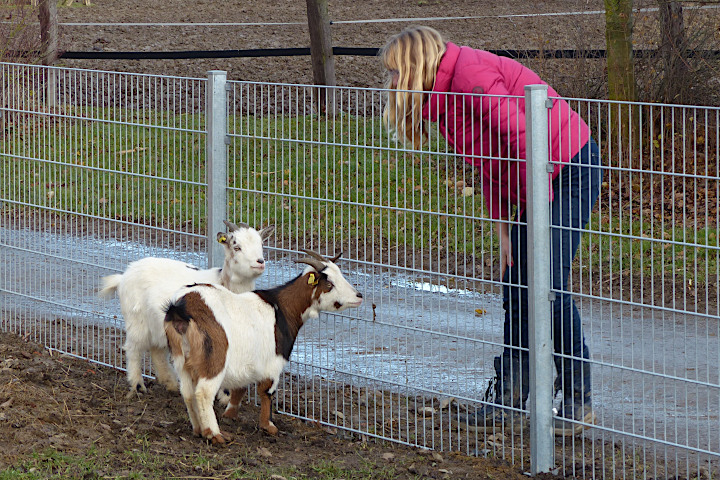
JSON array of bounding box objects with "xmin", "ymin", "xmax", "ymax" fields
[
  {"xmin": 47, "ymin": 0, "xmax": 720, "ymax": 103},
  {"xmin": 0, "ymin": 330, "xmax": 564, "ymax": 479},
  {"xmin": 52, "ymin": 0, "xmax": 611, "ymax": 93}
]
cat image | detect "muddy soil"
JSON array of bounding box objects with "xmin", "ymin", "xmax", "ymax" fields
[{"xmin": 0, "ymin": 330, "xmax": 562, "ymax": 479}]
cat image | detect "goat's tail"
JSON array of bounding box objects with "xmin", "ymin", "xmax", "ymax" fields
[
  {"xmin": 98, "ymin": 274, "xmax": 122, "ymax": 299},
  {"xmin": 164, "ymin": 296, "xmax": 192, "ymax": 335},
  {"xmin": 164, "ymin": 297, "xmax": 191, "ymax": 358}
]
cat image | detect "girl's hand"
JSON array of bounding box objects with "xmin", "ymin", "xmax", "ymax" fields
[{"xmin": 496, "ymin": 220, "xmax": 513, "ymax": 281}]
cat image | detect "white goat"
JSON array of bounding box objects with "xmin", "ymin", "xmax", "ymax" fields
[
  {"xmin": 164, "ymin": 250, "xmax": 363, "ymax": 444},
  {"xmin": 99, "ymin": 220, "xmax": 275, "ymax": 394}
]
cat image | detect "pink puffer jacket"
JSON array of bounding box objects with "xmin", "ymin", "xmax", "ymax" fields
[{"xmin": 422, "ymin": 42, "xmax": 591, "ymax": 219}]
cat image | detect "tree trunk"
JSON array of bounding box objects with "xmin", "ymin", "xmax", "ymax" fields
[
  {"xmin": 306, "ymin": 0, "xmax": 336, "ymax": 115},
  {"xmin": 658, "ymin": 1, "xmax": 687, "ymax": 103},
  {"xmin": 39, "ymin": 0, "xmax": 58, "ymax": 107},
  {"xmin": 605, "ymin": 0, "xmax": 636, "ymax": 102},
  {"xmin": 38, "ymin": 0, "xmax": 57, "ymax": 66},
  {"xmin": 604, "ymin": 0, "xmax": 636, "ymax": 165}
]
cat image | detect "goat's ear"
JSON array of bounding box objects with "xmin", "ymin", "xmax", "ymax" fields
[
  {"xmin": 216, "ymin": 232, "xmax": 228, "ymax": 244},
  {"xmin": 260, "ymin": 224, "xmax": 275, "ymax": 241}
]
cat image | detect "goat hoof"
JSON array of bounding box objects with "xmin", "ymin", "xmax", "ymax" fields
[
  {"xmin": 203, "ymin": 428, "xmax": 231, "ymax": 445},
  {"xmin": 164, "ymin": 383, "xmax": 179, "ymax": 393},
  {"xmin": 222, "ymin": 405, "xmax": 239, "ymax": 419},
  {"xmin": 262, "ymin": 422, "xmax": 278, "ymax": 435},
  {"xmin": 125, "ymin": 386, "xmax": 145, "ymax": 400}
]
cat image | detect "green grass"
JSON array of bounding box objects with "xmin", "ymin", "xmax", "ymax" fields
[
  {"xmin": 1, "ymin": 107, "xmax": 208, "ymax": 230},
  {"xmin": 0, "ymin": 448, "xmax": 110, "ymax": 480},
  {"xmin": 226, "ymin": 111, "xmax": 489, "ymax": 253},
  {"xmin": 1, "ymin": 107, "xmax": 490, "ymax": 251},
  {"xmin": 0, "ymin": 445, "xmax": 404, "ymax": 480},
  {"xmin": 2, "ymin": 105, "xmax": 717, "ymax": 288},
  {"xmin": 587, "ymin": 213, "xmax": 719, "ymax": 289}
]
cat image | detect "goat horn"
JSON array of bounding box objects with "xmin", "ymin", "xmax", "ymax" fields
[
  {"xmin": 223, "ymin": 220, "xmax": 250, "ymax": 232},
  {"xmin": 301, "ymin": 249, "xmax": 327, "ymax": 262},
  {"xmin": 223, "ymin": 220, "xmax": 239, "ymax": 232},
  {"xmin": 296, "ymin": 257, "xmax": 327, "ymax": 272},
  {"xmin": 330, "ymin": 252, "xmax": 343, "ymax": 263}
]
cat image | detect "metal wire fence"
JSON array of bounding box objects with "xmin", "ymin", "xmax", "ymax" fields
[{"xmin": 0, "ymin": 62, "xmax": 718, "ymax": 479}]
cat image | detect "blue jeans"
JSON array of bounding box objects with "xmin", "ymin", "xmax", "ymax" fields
[{"xmin": 501, "ymin": 138, "xmax": 603, "ymax": 399}]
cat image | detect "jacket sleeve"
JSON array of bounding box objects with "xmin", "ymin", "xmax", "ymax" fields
[{"xmin": 461, "ymin": 65, "xmax": 528, "ymax": 220}]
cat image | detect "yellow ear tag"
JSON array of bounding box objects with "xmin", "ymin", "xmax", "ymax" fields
[
  {"xmin": 218, "ymin": 236, "xmax": 227, "ymax": 243},
  {"xmin": 308, "ymin": 273, "xmax": 319, "ymax": 286}
]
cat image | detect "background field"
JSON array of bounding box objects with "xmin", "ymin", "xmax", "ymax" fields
[{"xmin": 44, "ymin": 0, "xmax": 720, "ymax": 103}]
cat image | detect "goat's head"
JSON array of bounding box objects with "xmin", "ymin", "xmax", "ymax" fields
[
  {"xmin": 296, "ymin": 250, "xmax": 363, "ymax": 313},
  {"xmin": 217, "ymin": 220, "xmax": 275, "ymax": 279}
]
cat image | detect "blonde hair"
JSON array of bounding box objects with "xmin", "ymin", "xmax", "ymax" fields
[{"xmin": 380, "ymin": 26, "xmax": 446, "ymax": 148}]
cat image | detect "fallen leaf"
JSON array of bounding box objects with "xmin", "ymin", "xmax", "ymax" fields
[
  {"xmin": 487, "ymin": 433, "xmax": 505, "ymax": 446},
  {"xmin": 116, "ymin": 147, "xmax": 147, "ymax": 155},
  {"xmin": 257, "ymin": 447, "xmax": 272, "ymax": 458},
  {"xmin": 418, "ymin": 406, "xmax": 435, "ymax": 417}
]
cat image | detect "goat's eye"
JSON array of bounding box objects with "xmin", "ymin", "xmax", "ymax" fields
[
  {"xmin": 233, "ymin": 246, "xmax": 241, "ymax": 251},
  {"xmin": 326, "ymin": 281, "xmax": 334, "ymax": 291}
]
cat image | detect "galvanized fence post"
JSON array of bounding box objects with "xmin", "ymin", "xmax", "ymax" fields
[
  {"xmin": 46, "ymin": 68, "xmax": 57, "ymax": 109},
  {"xmin": 206, "ymin": 70, "xmax": 228, "ymax": 268},
  {"xmin": 524, "ymin": 84, "xmax": 554, "ymax": 475}
]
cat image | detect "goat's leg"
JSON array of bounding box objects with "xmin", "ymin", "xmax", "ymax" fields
[
  {"xmin": 195, "ymin": 375, "xmax": 230, "ymax": 444},
  {"xmin": 222, "ymin": 386, "xmax": 248, "ymax": 419},
  {"xmin": 177, "ymin": 369, "xmax": 201, "ymax": 436},
  {"xmin": 149, "ymin": 346, "xmax": 178, "ymax": 392},
  {"xmin": 124, "ymin": 343, "xmax": 147, "ymax": 394},
  {"xmin": 258, "ymin": 378, "xmax": 278, "ymax": 435},
  {"xmin": 196, "ymin": 377, "xmax": 230, "ymax": 444}
]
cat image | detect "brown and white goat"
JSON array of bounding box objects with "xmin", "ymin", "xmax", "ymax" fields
[
  {"xmin": 164, "ymin": 250, "xmax": 363, "ymax": 443},
  {"xmin": 99, "ymin": 220, "xmax": 274, "ymax": 394}
]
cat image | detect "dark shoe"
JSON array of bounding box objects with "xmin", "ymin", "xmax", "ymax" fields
[
  {"xmin": 459, "ymin": 403, "xmax": 526, "ymax": 432},
  {"xmin": 553, "ymin": 399, "xmax": 596, "ymax": 436},
  {"xmin": 553, "ymin": 358, "xmax": 595, "ymax": 436},
  {"xmin": 457, "ymin": 355, "xmax": 528, "ymax": 432}
]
